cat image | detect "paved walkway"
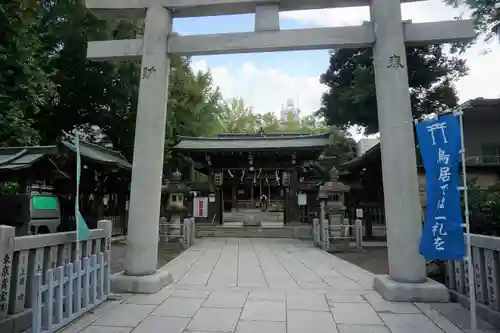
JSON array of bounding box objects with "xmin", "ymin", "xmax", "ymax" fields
[{"xmin": 62, "ymin": 238, "xmax": 498, "ymax": 333}]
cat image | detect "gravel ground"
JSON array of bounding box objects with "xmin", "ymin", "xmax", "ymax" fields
[
  {"xmin": 110, "ymin": 240, "xmax": 185, "ymax": 274},
  {"xmin": 334, "ymin": 247, "xmax": 389, "ymax": 275}
]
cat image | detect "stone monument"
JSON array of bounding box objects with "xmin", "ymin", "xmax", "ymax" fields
[{"xmin": 85, "ymin": 0, "xmax": 474, "ymax": 299}]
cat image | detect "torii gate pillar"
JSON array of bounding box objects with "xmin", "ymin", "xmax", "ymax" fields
[
  {"xmin": 369, "ymin": 0, "xmax": 448, "ymax": 302},
  {"xmin": 85, "ymin": 0, "xmax": 473, "ymax": 298},
  {"xmin": 110, "ymin": 5, "xmax": 174, "ymax": 293}
]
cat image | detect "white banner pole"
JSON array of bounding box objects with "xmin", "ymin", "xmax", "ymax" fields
[{"xmin": 457, "ymin": 109, "xmax": 477, "ymax": 332}]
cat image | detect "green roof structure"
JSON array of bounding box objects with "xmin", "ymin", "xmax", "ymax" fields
[
  {"xmin": 0, "ymin": 134, "xmax": 131, "ymax": 172},
  {"xmin": 0, "ymin": 146, "xmax": 58, "ymax": 171},
  {"xmin": 61, "ymin": 132, "xmax": 132, "ymax": 170},
  {"xmin": 174, "ymin": 132, "xmax": 331, "ymax": 152}
]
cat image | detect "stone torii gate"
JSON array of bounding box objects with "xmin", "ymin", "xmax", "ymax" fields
[{"xmin": 85, "ymin": 0, "xmax": 474, "ymax": 300}]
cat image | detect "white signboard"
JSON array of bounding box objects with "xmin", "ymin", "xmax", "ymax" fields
[
  {"xmin": 297, "ymin": 193, "xmax": 307, "ymax": 206},
  {"xmin": 193, "ymin": 197, "xmax": 208, "ymax": 218},
  {"xmin": 209, "ymin": 193, "xmax": 216, "ymax": 203},
  {"xmin": 356, "ymin": 208, "xmax": 364, "ymax": 219}
]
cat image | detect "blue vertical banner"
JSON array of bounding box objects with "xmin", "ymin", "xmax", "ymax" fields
[
  {"xmin": 74, "ymin": 134, "xmax": 89, "ymax": 241},
  {"xmin": 415, "ymin": 114, "xmax": 465, "ymax": 260}
]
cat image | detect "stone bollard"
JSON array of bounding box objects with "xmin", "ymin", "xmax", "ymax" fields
[
  {"xmin": 320, "ymin": 217, "xmax": 330, "ymax": 251},
  {"xmin": 98, "ymin": 220, "xmax": 113, "ymax": 245},
  {"xmin": 159, "ymin": 217, "xmax": 167, "ymax": 243},
  {"xmin": 314, "ymin": 218, "xmax": 322, "ymax": 247},
  {"xmin": 355, "ymin": 219, "xmax": 363, "ymax": 248},
  {"xmin": 182, "ymin": 218, "xmax": 189, "ymax": 248},
  {"xmin": 312, "ymin": 219, "xmax": 319, "ymax": 246},
  {"xmin": 190, "ymin": 217, "xmax": 195, "ymax": 246}
]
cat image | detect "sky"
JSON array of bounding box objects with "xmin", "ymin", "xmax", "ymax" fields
[{"xmin": 171, "ymin": 0, "xmax": 500, "ymax": 138}]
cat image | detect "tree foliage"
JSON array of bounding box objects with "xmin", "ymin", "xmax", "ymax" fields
[
  {"xmin": 1, "ymin": 0, "xmax": 222, "ymax": 170},
  {"xmin": 0, "ymin": 0, "xmax": 354, "ymax": 177},
  {"xmin": 318, "ymin": 46, "xmax": 468, "ymax": 135},
  {"xmin": 216, "ymin": 97, "xmax": 357, "ymax": 169},
  {"xmin": 0, "ymin": 0, "xmax": 55, "ymax": 146},
  {"xmin": 466, "ymin": 178, "xmax": 500, "ymax": 236},
  {"xmin": 445, "ymin": 0, "xmax": 500, "ymax": 39}
]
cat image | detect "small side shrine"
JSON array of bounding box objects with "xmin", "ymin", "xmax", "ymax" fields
[
  {"xmin": 0, "ymin": 133, "xmax": 132, "ymax": 233},
  {"xmin": 173, "ymin": 132, "xmax": 330, "ymax": 225}
]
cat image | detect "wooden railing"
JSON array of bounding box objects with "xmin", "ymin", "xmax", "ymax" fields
[
  {"xmin": 0, "ymin": 221, "xmax": 112, "ymax": 333},
  {"xmin": 445, "ymin": 234, "xmax": 500, "ymax": 327}
]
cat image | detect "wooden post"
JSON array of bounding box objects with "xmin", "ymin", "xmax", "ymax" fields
[
  {"xmin": 217, "ymin": 187, "xmax": 223, "ymax": 225},
  {"xmin": 231, "ymin": 180, "xmax": 236, "ymax": 212},
  {"xmin": 290, "ymin": 168, "xmax": 298, "ymax": 223},
  {"xmin": 250, "ymin": 181, "xmax": 254, "ymax": 208}
]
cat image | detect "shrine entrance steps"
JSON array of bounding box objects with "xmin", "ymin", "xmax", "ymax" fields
[
  {"xmin": 195, "ymin": 224, "xmax": 312, "ymax": 239},
  {"xmin": 196, "ymin": 209, "xmax": 309, "ymax": 239},
  {"xmin": 223, "ymin": 209, "xmax": 284, "ymax": 225}
]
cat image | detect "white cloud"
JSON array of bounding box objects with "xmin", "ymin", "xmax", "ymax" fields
[
  {"xmin": 191, "ymin": 60, "xmax": 326, "ymax": 115},
  {"xmin": 282, "ymin": 0, "xmax": 500, "ymax": 102},
  {"xmin": 191, "ymin": 0, "xmax": 500, "ymax": 122}
]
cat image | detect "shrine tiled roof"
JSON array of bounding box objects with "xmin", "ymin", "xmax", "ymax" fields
[
  {"xmin": 174, "ymin": 132, "xmax": 330, "ymax": 152},
  {"xmin": 61, "ymin": 133, "xmax": 132, "ymax": 170},
  {"xmin": 0, "ymin": 146, "xmax": 58, "ymax": 170},
  {"xmin": 0, "ymin": 135, "xmax": 132, "ymax": 172}
]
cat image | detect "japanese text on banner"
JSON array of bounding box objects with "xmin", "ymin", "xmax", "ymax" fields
[{"xmin": 415, "ymin": 114, "xmax": 465, "ymax": 260}]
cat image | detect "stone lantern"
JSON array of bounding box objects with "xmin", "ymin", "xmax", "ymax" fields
[
  {"xmin": 317, "ymin": 177, "xmax": 350, "ymax": 251},
  {"xmin": 161, "ymin": 170, "xmax": 188, "ymax": 239}
]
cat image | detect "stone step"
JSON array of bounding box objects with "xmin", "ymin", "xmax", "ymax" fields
[
  {"xmin": 224, "ymin": 212, "xmax": 284, "ymax": 223},
  {"xmin": 195, "ymin": 226, "xmax": 312, "ymax": 239}
]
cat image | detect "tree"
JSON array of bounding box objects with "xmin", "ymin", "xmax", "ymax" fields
[
  {"xmin": 320, "ymin": 127, "xmax": 357, "ymax": 171},
  {"xmin": 256, "ymin": 112, "xmax": 280, "ymax": 132},
  {"xmin": 166, "ymin": 57, "xmax": 223, "ymax": 163},
  {"xmin": 31, "ymin": 0, "xmax": 141, "ymax": 158},
  {"xmin": 22, "ymin": 0, "xmax": 222, "ymax": 165},
  {"xmin": 217, "ymin": 97, "xmax": 259, "ymax": 133},
  {"xmin": 444, "ymin": 0, "xmax": 500, "ymax": 39},
  {"xmin": 0, "ymin": 1, "xmax": 55, "ymax": 146},
  {"xmin": 215, "ymin": 97, "xmax": 357, "ymax": 170},
  {"xmin": 318, "ymin": 46, "xmax": 468, "ymax": 135}
]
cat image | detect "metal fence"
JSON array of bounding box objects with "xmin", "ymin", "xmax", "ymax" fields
[
  {"xmin": 159, "ymin": 217, "xmax": 195, "ymax": 248},
  {"xmin": 0, "ymin": 220, "xmax": 112, "ymax": 333},
  {"xmin": 445, "ymin": 233, "xmax": 500, "ymax": 327}
]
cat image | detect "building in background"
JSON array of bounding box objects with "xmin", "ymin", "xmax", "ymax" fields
[
  {"xmin": 356, "ymin": 138, "xmax": 380, "ymax": 157},
  {"xmin": 280, "ymin": 98, "xmax": 301, "ymax": 121}
]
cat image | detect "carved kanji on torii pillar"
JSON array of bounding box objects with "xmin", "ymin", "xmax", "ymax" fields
[{"xmin": 85, "ymin": 0, "xmax": 474, "ymax": 298}]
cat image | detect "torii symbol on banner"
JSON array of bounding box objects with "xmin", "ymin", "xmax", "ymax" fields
[{"xmin": 427, "ymin": 122, "xmax": 448, "ymax": 146}]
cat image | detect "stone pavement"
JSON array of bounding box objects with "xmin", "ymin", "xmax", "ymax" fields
[{"xmin": 62, "ymin": 238, "xmax": 498, "ymax": 333}]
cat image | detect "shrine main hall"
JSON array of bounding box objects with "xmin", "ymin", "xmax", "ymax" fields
[{"xmin": 174, "ymin": 132, "xmax": 332, "ymax": 225}]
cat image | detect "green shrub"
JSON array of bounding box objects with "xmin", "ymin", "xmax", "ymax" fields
[{"xmin": 465, "ymin": 178, "xmax": 500, "ymax": 236}]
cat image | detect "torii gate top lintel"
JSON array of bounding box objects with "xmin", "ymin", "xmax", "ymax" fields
[{"xmin": 86, "ymin": 0, "xmax": 423, "ymax": 19}]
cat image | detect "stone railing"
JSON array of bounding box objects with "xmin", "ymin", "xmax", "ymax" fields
[
  {"xmin": 312, "ymin": 218, "xmax": 363, "ymax": 251},
  {"xmin": 0, "ymin": 220, "xmax": 112, "ymax": 333},
  {"xmin": 445, "ymin": 234, "xmax": 500, "ymax": 327},
  {"xmin": 158, "ymin": 217, "xmax": 195, "ymax": 248}
]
